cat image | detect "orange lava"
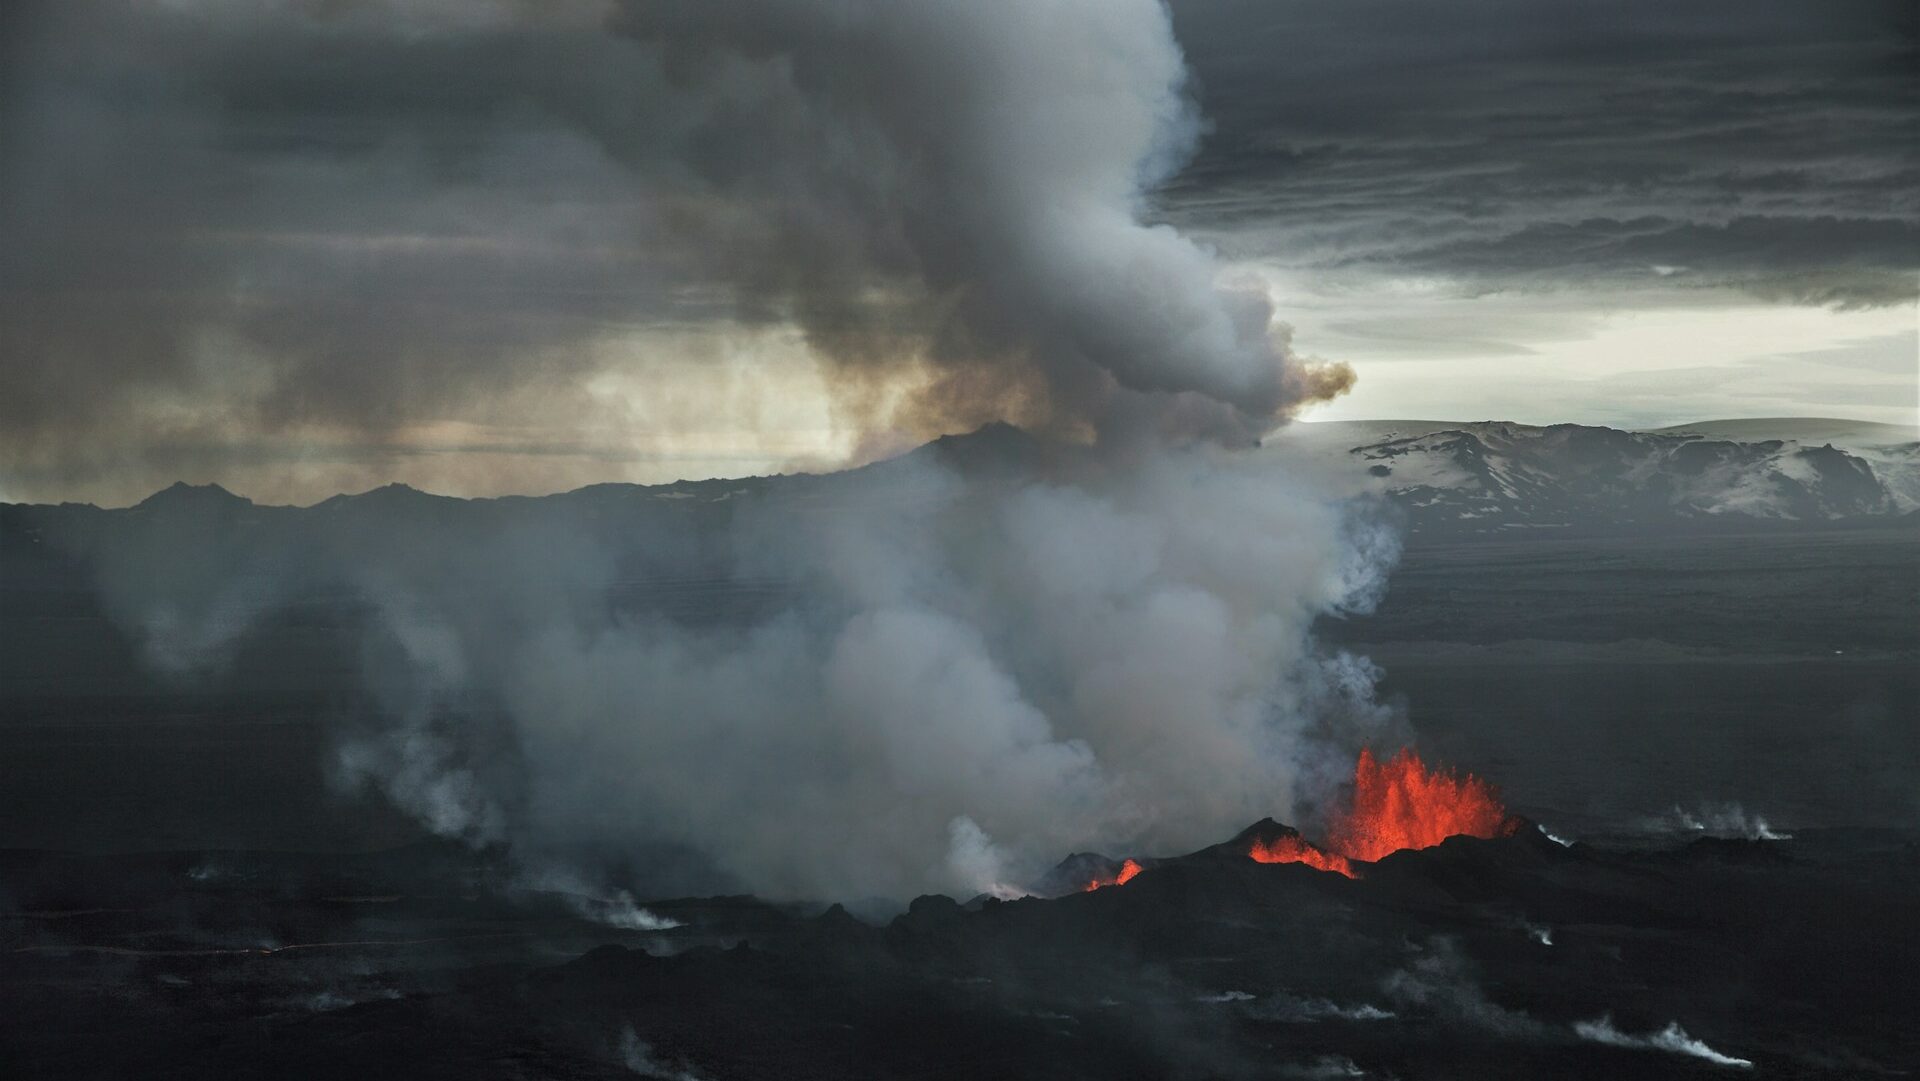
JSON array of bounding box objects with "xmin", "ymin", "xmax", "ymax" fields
[
  {"xmin": 1083, "ymin": 858, "xmax": 1144, "ymax": 892},
  {"xmin": 1326, "ymin": 747, "xmax": 1516, "ymax": 862},
  {"xmin": 1247, "ymin": 834, "xmax": 1355, "ymax": 878},
  {"xmin": 1083, "ymin": 747, "xmax": 1512, "ymax": 891}
]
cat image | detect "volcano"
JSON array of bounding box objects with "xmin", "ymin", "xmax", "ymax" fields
[
  {"xmin": 1330, "ymin": 747, "xmax": 1519, "ymax": 862},
  {"xmin": 1, "ymin": 445, "xmax": 1913, "ymax": 1080},
  {"xmin": 1063, "ymin": 747, "xmax": 1518, "ymax": 892},
  {"xmin": 1080, "ymin": 857, "xmax": 1143, "ymax": 892}
]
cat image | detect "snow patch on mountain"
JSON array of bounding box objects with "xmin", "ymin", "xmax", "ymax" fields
[{"xmin": 1285, "ymin": 421, "xmax": 1916, "ymax": 533}]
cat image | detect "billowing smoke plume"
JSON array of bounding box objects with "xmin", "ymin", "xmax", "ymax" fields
[
  {"xmin": 1, "ymin": 0, "xmax": 1351, "ymax": 501},
  {"xmin": 322, "ymin": 444, "xmax": 1397, "ymax": 900},
  {"xmin": 70, "ymin": 435, "xmax": 1397, "ymax": 901},
  {"xmin": 601, "ymin": 0, "xmax": 1352, "ymax": 442},
  {"xmin": 25, "ymin": 0, "xmax": 1393, "ymax": 902}
]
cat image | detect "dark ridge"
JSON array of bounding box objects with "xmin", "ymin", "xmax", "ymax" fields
[
  {"xmin": 1192, "ymin": 816, "xmax": 1316, "ymax": 860},
  {"xmin": 132, "ymin": 481, "xmax": 252, "ymax": 511}
]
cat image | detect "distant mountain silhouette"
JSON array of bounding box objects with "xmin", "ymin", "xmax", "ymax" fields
[{"xmin": 8, "ymin": 421, "xmax": 1915, "ymax": 542}]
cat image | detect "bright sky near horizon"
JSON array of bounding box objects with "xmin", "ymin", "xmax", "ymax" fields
[{"xmin": 2, "ymin": 0, "xmax": 1914, "ymax": 506}]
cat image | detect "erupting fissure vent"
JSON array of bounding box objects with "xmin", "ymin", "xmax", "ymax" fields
[
  {"xmin": 1326, "ymin": 747, "xmax": 1518, "ymax": 863},
  {"xmin": 1085, "ymin": 747, "xmax": 1517, "ymax": 890},
  {"xmin": 1083, "ymin": 858, "xmax": 1143, "ymax": 892}
]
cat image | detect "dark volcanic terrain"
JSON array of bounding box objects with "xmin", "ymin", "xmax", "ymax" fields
[
  {"xmin": 2, "ymin": 423, "xmax": 1917, "ymax": 1078},
  {"xmin": 5, "ymin": 821, "xmax": 1916, "ymax": 1078}
]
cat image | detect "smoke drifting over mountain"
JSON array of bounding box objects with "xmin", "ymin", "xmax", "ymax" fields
[
  {"xmin": 1, "ymin": 0, "xmax": 1350, "ymax": 503},
  {"xmin": 11, "ymin": 0, "xmax": 1392, "ymax": 900},
  {"xmin": 21, "ymin": 441, "xmax": 1405, "ymax": 901},
  {"xmin": 603, "ymin": 0, "xmax": 1353, "ymax": 442},
  {"xmin": 89, "ymin": 442, "xmax": 1396, "ymax": 901}
]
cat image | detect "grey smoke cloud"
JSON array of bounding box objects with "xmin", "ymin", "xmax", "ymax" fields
[
  {"xmin": 7, "ymin": 0, "xmax": 1404, "ymax": 901},
  {"xmin": 337, "ymin": 446, "xmax": 1396, "ymax": 899},
  {"xmin": 603, "ymin": 0, "xmax": 1315, "ymax": 435},
  {"xmin": 77, "ymin": 441, "xmax": 1397, "ymax": 901},
  {"xmin": 1, "ymin": 0, "xmax": 1351, "ymax": 505}
]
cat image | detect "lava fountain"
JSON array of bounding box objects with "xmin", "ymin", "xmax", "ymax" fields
[
  {"xmin": 1083, "ymin": 858, "xmax": 1144, "ymax": 892},
  {"xmin": 1088, "ymin": 747, "xmax": 1518, "ymax": 890},
  {"xmin": 1325, "ymin": 747, "xmax": 1518, "ymax": 863}
]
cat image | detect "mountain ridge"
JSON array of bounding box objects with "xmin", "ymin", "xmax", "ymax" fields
[
  {"xmin": 1311, "ymin": 419, "xmax": 1915, "ymax": 534},
  {"xmin": 5, "ymin": 419, "xmax": 1917, "ymax": 534}
]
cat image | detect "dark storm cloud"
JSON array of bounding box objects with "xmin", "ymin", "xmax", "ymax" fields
[
  {"xmin": 0, "ymin": 1, "xmax": 684, "ymax": 458},
  {"xmin": 1357, "ymin": 216, "xmax": 1920, "ymax": 307},
  {"xmin": 1161, "ymin": 0, "xmax": 1919, "ymax": 303}
]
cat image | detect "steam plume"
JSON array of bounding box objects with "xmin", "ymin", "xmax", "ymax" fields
[
  {"xmin": 2, "ymin": 0, "xmax": 1353, "ymax": 501},
  {"xmin": 324, "ymin": 446, "xmax": 1396, "ymax": 899},
  {"xmin": 42, "ymin": 0, "xmax": 1392, "ymax": 903},
  {"xmin": 604, "ymin": 0, "xmax": 1353, "ymax": 442},
  {"xmin": 1574, "ymin": 1016, "xmax": 1754, "ymax": 1068}
]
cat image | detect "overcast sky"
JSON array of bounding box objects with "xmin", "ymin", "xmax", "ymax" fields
[
  {"xmin": 2, "ymin": 0, "xmax": 1914, "ymax": 504},
  {"xmin": 1162, "ymin": 0, "xmax": 1918, "ymax": 429}
]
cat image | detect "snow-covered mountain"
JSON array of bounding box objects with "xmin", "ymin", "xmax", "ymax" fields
[
  {"xmin": 5, "ymin": 421, "xmax": 1914, "ymax": 560},
  {"xmin": 1278, "ymin": 419, "xmax": 1919, "ymax": 534}
]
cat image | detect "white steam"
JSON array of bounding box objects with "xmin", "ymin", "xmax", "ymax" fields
[
  {"xmin": 1383, "ymin": 937, "xmax": 1542, "ymax": 1037},
  {"xmin": 1258, "ymin": 994, "xmax": 1396, "ymax": 1022},
  {"xmin": 1279, "ymin": 1056, "xmax": 1370, "ymax": 1080},
  {"xmin": 618, "ymin": 1028, "xmax": 711, "ymax": 1081},
  {"xmin": 522, "ymin": 866, "xmax": 682, "ymax": 931},
  {"xmin": 101, "ymin": 444, "xmax": 1395, "ymax": 902},
  {"xmin": 1654, "ymin": 802, "xmax": 1790, "ymax": 841},
  {"xmin": 604, "ymin": 0, "xmax": 1353, "ymax": 438},
  {"xmin": 947, "ymin": 817, "xmax": 1031, "ymax": 901},
  {"xmin": 462, "ymin": 448, "xmax": 1396, "ymax": 900},
  {"xmin": 63, "ymin": 0, "xmax": 1395, "ymax": 906},
  {"xmin": 1574, "ymin": 1015, "xmax": 1754, "ymax": 1068}
]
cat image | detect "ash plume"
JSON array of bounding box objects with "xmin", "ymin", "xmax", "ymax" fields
[
  {"xmin": 602, "ymin": 0, "xmax": 1353, "ymax": 443},
  {"xmin": 72, "ymin": 439, "xmax": 1397, "ymax": 902},
  {"xmin": 25, "ymin": 0, "xmax": 1395, "ymax": 904},
  {"xmin": 1, "ymin": 0, "xmax": 1353, "ymax": 502},
  {"xmin": 326, "ymin": 445, "xmax": 1397, "ymax": 900}
]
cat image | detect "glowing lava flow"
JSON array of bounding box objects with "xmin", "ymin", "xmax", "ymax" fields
[
  {"xmin": 1084, "ymin": 858, "xmax": 1143, "ymax": 892},
  {"xmin": 1243, "ymin": 747, "xmax": 1515, "ymax": 874},
  {"xmin": 1247, "ymin": 834, "xmax": 1355, "ymax": 878},
  {"xmin": 1081, "ymin": 746, "xmax": 1515, "ymax": 891},
  {"xmin": 1326, "ymin": 747, "xmax": 1517, "ymax": 862}
]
